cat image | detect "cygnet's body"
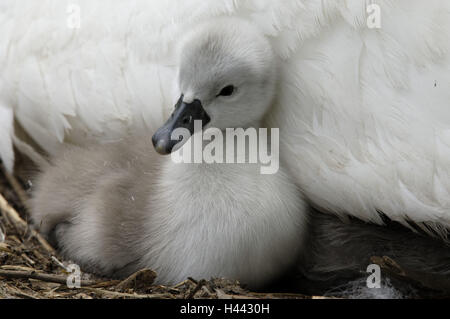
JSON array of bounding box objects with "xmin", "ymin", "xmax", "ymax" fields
[
  {"xmin": 31, "ymin": 138, "xmax": 304, "ymax": 287},
  {"xmin": 30, "ymin": 18, "xmax": 307, "ymax": 288}
]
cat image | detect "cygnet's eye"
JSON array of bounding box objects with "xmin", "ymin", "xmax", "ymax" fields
[{"xmin": 217, "ymin": 85, "xmax": 235, "ymax": 97}]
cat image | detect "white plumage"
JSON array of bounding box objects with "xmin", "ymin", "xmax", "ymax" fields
[
  {"xmin": 1, "ymin": 1, "xmax": 450, "ymax": 232},
  {"xmin": 270, "ymin": 0, "xmax": 450, "ymax": 232}
]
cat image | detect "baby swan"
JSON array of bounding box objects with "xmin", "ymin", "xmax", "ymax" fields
[{"xmin": 30, "ymin": 18, "xmax": 307, "ymax": 288}]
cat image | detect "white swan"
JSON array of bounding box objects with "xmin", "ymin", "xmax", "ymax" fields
[
  {"xmin": 2, "ymin": 1, "xmax": 450, "ymax": 233},
  {"xmin": 29, "ymin": 19, "xmax": 307, "ymax": 288}
]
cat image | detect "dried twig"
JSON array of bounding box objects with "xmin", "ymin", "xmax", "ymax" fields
[
  {"xmin": 0, "ymin": 269, "xmax": 97, "ymax": 286},
  {"xmin": 21, "ymin": 253, "xmax": 36, "ymax": 266},
  {"xmin": 0, "ymin": 242, "xmax": 13, "ymax": 253},
  {"xmin": 51, "ymin": 256, "xmax": 68, "ymax": 271},
  {"xmin": 1, "ymin": 265, "xmax": 36, "ymax": 272},
  {"xmin": 82, "ymin": 287, "xmax": 174, "ymax": 299},
  {"xmin": 5, "ymin": 284, "xmax": 39, "ymax": 299},
  {"xmin": 0, "ymin": 192, "xmax": 54, "ymax": 254},
  {"xmin": 116, "ymin": 268, "xmax": 157, "ymax": 291}
]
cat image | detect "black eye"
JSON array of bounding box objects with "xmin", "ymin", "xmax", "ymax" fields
[{"xmin": 217, "ymin": 85, "xmax": 235, "ymax": 97}]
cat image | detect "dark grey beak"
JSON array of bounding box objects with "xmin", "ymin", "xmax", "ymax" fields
[{"xmin": 152, "ymin": 96, "xmax": 210, "ymax": 155}]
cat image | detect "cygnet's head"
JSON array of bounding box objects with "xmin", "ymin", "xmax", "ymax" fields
[{"xmin": 152, "ymin": 18, "xmax": 277, "ymax": 155}]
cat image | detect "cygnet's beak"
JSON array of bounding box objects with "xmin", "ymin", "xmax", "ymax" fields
[{"xmin": 152, "ymin": 95, "xmax": 210, "ymax": 155}]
